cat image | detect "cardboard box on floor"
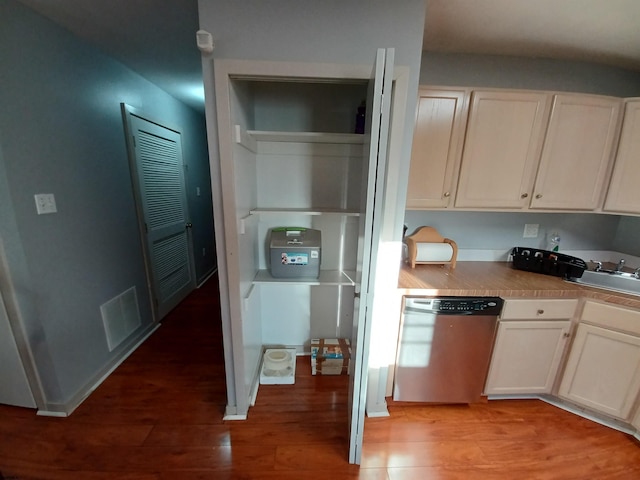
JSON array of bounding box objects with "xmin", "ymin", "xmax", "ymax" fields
[{"xmin": 311, "ymin": 338, "xmax": 351, "ymax": 375}]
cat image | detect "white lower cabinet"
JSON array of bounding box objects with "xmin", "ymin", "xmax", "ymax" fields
[
  {"xmin": 558, "ymin": 301, "xmax": 640, "ymax": 421},
  {"xmin": 485, "ymin": 320, "xmax": 571, "ymax": 395},
  {"xmin": 485, "ymin": 299, "xmax": 576, "ymax": 395}
]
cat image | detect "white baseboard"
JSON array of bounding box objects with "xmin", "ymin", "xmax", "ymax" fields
[
  {"xmin": 366, "ymin": 407, "xmax": 390, "ymax": 418},
  {"xmin": 489, "ymin": 394, "xmax": 636, "ymax": 436},
  {"xmin": 37, "ymin": 323, "xmax": 159, "ymax": 417},
  {"xmin": 223, "ymin": 404, "xmax": 247, "ymax": 421},
  {"xmin": 197, "ymin": 267, "xmax": 218, "ymax": 288},
  {"xmin": 36, "ymin": 410, "xmax": 68, "ymax": 418}
]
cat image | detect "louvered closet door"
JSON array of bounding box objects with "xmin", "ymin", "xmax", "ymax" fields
[{"xmin": 130, "ymin": 114, "xmax": 195, "ymax": 319}]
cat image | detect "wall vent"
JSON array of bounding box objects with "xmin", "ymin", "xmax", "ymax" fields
[{"xmin": 100, "ymin": 286, "xmax": 141, "ymax": 352}]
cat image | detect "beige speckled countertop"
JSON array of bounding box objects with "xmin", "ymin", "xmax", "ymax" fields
[{"xmin": 398, "ymin": 261, "xmax": 640, "ymax": 309}]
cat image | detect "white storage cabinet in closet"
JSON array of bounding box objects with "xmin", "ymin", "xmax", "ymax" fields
[{"xmin": 212, "ymin": 52, "xmax": 396, "ymax": 464}]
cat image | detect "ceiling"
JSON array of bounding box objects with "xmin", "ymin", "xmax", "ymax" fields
[{"xmin": 18, "ymin": 0, "xmax": 640, "ymax": 113}]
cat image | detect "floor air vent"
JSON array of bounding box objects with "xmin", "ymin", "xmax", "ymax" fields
[{"xmin": 100, "ymin": 286, "xmax": 141, "ymax": 352}]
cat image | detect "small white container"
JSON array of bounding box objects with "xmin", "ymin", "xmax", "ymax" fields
[{"xmin": 260, "ymin": 348, "xmax": 296, "ymax": 385}]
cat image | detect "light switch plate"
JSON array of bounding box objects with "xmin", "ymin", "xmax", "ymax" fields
[
  {"xmin": 34, "ymin": 193, "xmax": 57, "ymax": 215},
  {"xmin": 523, "ymin": 223, "xmax": 539, "ymax": 238}
]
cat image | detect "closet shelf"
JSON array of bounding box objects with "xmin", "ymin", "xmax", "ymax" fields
[
  {"xmin": 246, "ymin": 130, "xmax": 365, "ymax": 144},
  {"xmin": 253, "ymin": 269, "xmax": 356, "ymax": 286},
  {"xmin": 250, "ymin": 207, "xmax": 360, "ymax": 216}
]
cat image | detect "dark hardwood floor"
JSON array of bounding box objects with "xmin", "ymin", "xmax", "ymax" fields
[{"xmin": 1, "ymin": 272, "xmax": 639, "ymax": 479}]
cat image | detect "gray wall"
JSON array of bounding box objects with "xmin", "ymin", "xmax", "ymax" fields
[
  {"xmin": 613, "ymin": 216, "xmax": 640, "ymax": 256},
  {"xmin": 0, "ymin": 0, "xmax": 214, "ymax": 410},
  {"xmin": 421, "ymin": 52, "xmax": 640, "ymax": 97},
  {"xmin": 408, "ymin": 52, "xmax": 640, "ymax": 258},
  {"xmin": 404, "ymin": 211, "xmax": 620, "ymax": 252}
]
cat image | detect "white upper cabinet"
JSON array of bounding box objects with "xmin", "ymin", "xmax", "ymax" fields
[
  {"xmin": 455, "ymin": 90, "xmax": 551, "ymax": 209},
  {"xmin": 603, "ymin": 99, "xmax": 640, "ymax": 214},
  {"xmin": 408, "ymin": 87, "xmax": 630, "ymax": 213},
  {"xmin": 406, "ymin": 88, "xmax": 469, "ymax": 209},
  {"xmin": 529, "ymin": 94, "xmax": 622, "ymax": 210}
]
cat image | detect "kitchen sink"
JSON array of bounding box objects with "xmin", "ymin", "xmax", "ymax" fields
[{"xmin": 570, "ymin": 270, "xmax": 640, "ymax": 296}]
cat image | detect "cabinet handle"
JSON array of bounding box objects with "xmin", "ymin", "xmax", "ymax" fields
[
  {"xmin": 563, "ymin": 332, "xmax": 571, "ymax": 338},
  {"xmin": 536, "ymin": 194, "xmax": 543, "ymax": 199},
  {"xmin": 521, "ymin": 193, "xmax": 528, "ymax": 198},
  {"xmin": 443, "ymin": 192, "xmax": 450, "ymax": 198},
  {"xmin": 537, "ymin": 309, "xmax": 544, "ymax": 315}
]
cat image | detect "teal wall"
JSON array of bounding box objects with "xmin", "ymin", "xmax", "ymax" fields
[{"xmin": 0, "ymin": 0, "xmax": 214, "ymax": 410}]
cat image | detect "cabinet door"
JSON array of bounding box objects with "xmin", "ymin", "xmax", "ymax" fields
[
  {"xmin": 455, "ymin": 90, "xmax": 550, "ymax": 208},
  {"xmin": 604, "ymin": 99, "xmax": 640, "ymax": 214},
  {"xmin": 485, "ymin": 320, "xmax": 571, "ymax": 395},
  {"xmin": 349, "ymin": 48, "xmax": 394, "ymax": 466},
  {"xmin": 531, "ymin": 94, "xmax": 622, "ymax": 210},
  {"xmin": 559, "ymin": 323, "xmax": 640, "ymax": 420},
  {"xmin": 406, "ymin": 88, "xmax": 468, "ymax": 209}
]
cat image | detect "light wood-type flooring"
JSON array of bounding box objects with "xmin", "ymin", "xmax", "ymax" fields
[{"xmin": 1, "ymin": 273, "xmax": 639, "ymax": 479}]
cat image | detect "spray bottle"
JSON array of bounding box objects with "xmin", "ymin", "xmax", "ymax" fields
[{"xmin": 547, "ymin": 232, "xmax": 560, "ymax": 252}]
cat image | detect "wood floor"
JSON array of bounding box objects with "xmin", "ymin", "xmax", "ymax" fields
[{"xmin": 1, "ymin": 272, "xmax": 639, "ymax": 479}]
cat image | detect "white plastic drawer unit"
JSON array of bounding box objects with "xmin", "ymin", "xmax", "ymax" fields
[{"xmin": 501, "ymin": 298, "xmax": 578, "ymax": 320}]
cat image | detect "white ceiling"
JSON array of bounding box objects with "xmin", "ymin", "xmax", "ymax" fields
[
  {"xmin": 18, "ymin": 0, "xmax": 640, "ymax": 112},
  {"xmin": 423, "ymin": 0, "xmax": 640, "ymax": 71}
]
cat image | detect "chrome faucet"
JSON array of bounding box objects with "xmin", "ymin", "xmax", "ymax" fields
[
  {"xmin": 616, "ymin": 258, "xmax": 625, "ymax": 272},
  {"xmin": 635, "ymin": 267, "xmax": 640, "ymax": 279}
]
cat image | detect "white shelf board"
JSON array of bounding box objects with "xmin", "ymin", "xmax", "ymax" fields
[
  {"xmin": 253, "ymin": 269, "xmax": 356, "ymax": 286},
  {"xmin": 250, "ymin": 207, "xmax": 360, "ymax": 217},
  {"xmin": 247, "ymin": 130, "xmax": 365, "ymax": 144}
]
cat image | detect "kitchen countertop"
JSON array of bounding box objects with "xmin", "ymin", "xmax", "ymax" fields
[{"xmin": 398, "ymin": 261, "xmax": 640, "ymax": 309}]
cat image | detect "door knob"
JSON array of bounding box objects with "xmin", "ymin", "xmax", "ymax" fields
[{"xmin": 185, "ymin": 222, "xmax": 193, "ymax": 228}]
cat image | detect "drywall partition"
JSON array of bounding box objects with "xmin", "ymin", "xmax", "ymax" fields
[
  {"xmin": 0, "ymin": 286, "xmax": 35, "ymax": 408},
  {"xmin": 0, "ymin": 0, "xmax": 214, "ymax": 413},
  {"xmin": 197, "ymin": 0, "xmax": 426, "ymax": 418},
  {"xmin": 0, "ymin": 143, "xmax": 52, "ymax": 408}
]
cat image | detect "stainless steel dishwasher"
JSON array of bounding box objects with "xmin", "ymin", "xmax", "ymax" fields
[{"xmin": 393, "ymin": 296, "xmax": 504, "ymax": 403}]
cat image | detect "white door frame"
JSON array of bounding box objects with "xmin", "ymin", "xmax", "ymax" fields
[{"xmin": 208, "ymin": 55, "xmax": 409, "ymax": 463}]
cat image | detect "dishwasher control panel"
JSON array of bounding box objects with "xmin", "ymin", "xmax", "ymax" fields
[{"xmin": 405, "ymin": 297, "xmax": 503, "ymax": 315}]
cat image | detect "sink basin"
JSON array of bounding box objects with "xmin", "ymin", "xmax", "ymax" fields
[{"xmin": 570, "ymin": 270, "xmax": 640, "ymax": 296}]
